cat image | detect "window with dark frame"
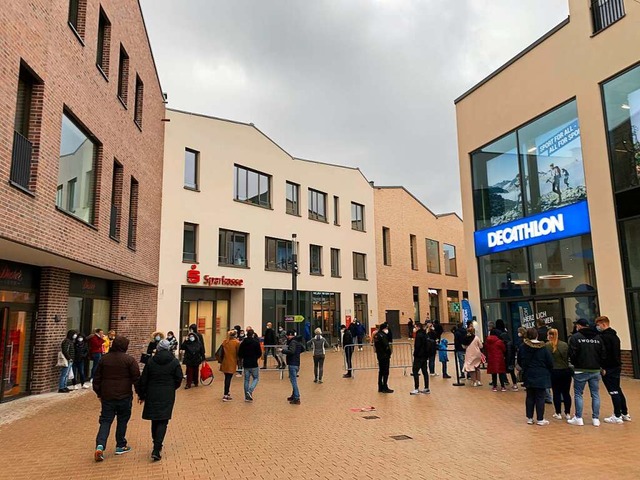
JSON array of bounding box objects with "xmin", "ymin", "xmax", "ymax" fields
[
  {"xmin": 426, "ymin": 238, "xmax": 440, "ymax": 274},
  {"xmin": 353, "ymin": 252, "xmax": 367, "ymax": 280},
  {"xmin": 127, "ymin": 177, "xmax": 139, "ymax": 250},
  {"xmin": 234, "ymin": 165, "xmax": 271, "ymax": 208},
  {"xmin": 443, "ymin": 243, "xmax": 457, "ymax": 276},
  {"xmin": 382, "ymin": 227, "xmax": 391, "ymax": 265},
  {"xmin": 68, "ymin": 0, "xmax": 86, "ymax": 39},
  {"xmin": 413, "ymin": 286, "xmax": 420, "ymax": 322},
  {"xmin": 184, "ymin": 148, "xmax": 199, "ymax": 190},
  {"xmin": 286, "ymin": 181, "xmax": 299, "ymax": 215},
  {"xmin": 351, "ymin": 202, "xmax": 365, "ymax": 231},
  {"xmin": 183, "ymin": 223, "xmax": 197, "ymax": 262},
  {"xmin": 134, "ymin": 75, "xmax": 143, "ymax": 128},
  {"xmin": 96, "ymin": 8, "xmax": 111, "ymax": 77},
  {"xmin": 591, "ymin": 0, "xmax": 625, "ymax": 34},
  {"xmin": 117, "ymin": 45, "xmax": 129, "ymax": 105},
  {"xmin": 265, "ymin": 237, "xmax": 293, "ymax": 271},
  {"xmin": 333, "ymin": 196, "xmax": 340, "ymax": 225},
  {"xmin": 219, "ymin": 229, "xmax": 248, "ymax": 267},
  {"xmin": 308, "ymin": 188, "xmax": 327, "ymax": 221},
  {"xmin": 67, "ymin": 178, "xmax": 77, "ymax": 212},
  {"xmin": 410, "ymin": 234, "xmax": 418, "ymax": 270},
  {"xmin": 310, "ymin": 244, "xmax": 323, "ymax": 275},
  {"xmin": 331, "ymin": 248, "xmax": 341, "ymax": 277},
  {"xmin": 110, "ymin": 160, "xmax": 123, "ymax": 240}
]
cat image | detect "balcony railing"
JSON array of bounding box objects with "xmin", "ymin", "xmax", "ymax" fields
[
  {"xmin": 591, "ymin": 0, "xmax": 625, "ymax": 34},
  {"xmin": 109, "ymin": 204, "xmax": 119, "ymax": 239},
  {"xmin": 10, "ymin": 130, "xmax": 33, "ymax": 190}
]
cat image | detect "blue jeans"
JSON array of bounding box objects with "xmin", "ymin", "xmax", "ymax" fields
[
  {"xmin": 243, "ymin": 367, "xmax": 259, "ymax": 395},
  {"xmin": 58, "ymin": 361, "xmax": 72, "ymax": 390},
  {"xmin": 574, "ymin": 371, "xmax": 600, "ymax": 419},
  {"xmin": 288, "ymin": 365, "xmax": 300, "ymax": 399},
  {"xmin": 91, "ymin": 353, "xmax": 102, "ymax": 379}
]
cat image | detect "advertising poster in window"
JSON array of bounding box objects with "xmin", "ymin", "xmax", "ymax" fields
[
  {"xmin": 627, "ymin": 89, "xmax": 640, "ymax": 182},
  {"xmin": 483, "ymin": 150, "xmax": 523, "ymax": 226}
]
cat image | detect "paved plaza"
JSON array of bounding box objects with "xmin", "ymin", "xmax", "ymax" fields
[{"xmin": 1, "ymin": 349, "xmax": 639, "ymax": 480}]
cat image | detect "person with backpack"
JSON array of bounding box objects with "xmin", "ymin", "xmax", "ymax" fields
[
  {"xmin": 374, "ymin": 322, "xmax": 393, "ymax": 393},
  {"xmin": 410, "ymin": 322, "xmax": 435, "ymax": 395},
  {"xmin": 453, "ymin": 323, "xmax": 468, "ymax": 381},
  {"xmin": 308, "ymin": 328, "xmax": 330, "ymax": 383}
]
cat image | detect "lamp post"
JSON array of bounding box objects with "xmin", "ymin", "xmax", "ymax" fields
[{"xmin": 291, "ymin": 233, "xmax": 299, "ymax": 334}]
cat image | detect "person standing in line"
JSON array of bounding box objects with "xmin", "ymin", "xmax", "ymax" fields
[
  {"xmin": 535, "ymin": 319, "xmax": 553, "ymax": 403},
  {"xmin": 282, "ymin": 330, "xmax": 304, "ymax": 404},
  {"xmin": 463, "ymin": 326, "xmax": 483, "ymax": 387},
  {"xmin": 567, "ymin": 319, "xmax": 606, "ymax": 427},
  {"xmin": 410, "ymin": 322, "xmax": 434, "ymax": 395},
  {"xmin": 495, "ymin": 320, "xmax": 518, "ymax": 390},
  {"xmin": 180, "ymin": 331, "xmax": 204, "ymax": 389},
  {"xmin": 438, "ymin": 337, "xmax": 451, "ymax": 379},
  {"xmin": 374, "ymin": 322, "xmax": 394, "ymax": 393},
  {"xmin": 93, "ymin": 336, "xmax": 140, "ymax": 462},
  {"xmin": 308, "ymin": 328, "xmax": 330, "ymax": 383},
  {"xmin": 72, "ymin": 333, "xmax": 89, "ymax": 390},
  {"xmin": 342, "ymin": 325, "xmax": 354, "ymax": 378},
  {"xmin": 407, "ymin": 318, "xmax": 414, "ymax": 340},
  {"xmin": 485, "ymin": 330, "xmax": 507, "ymax": 392},
  {"xmin": 433, "ymin": 319, "xmax": 444, "ymax": 341},
  {"xmin": 59, "ymin": 330, "xmax": 77, "ymax": 393},
  {"xmin": 426, "ymin": 323, "xmax": 438, "ymax": 376},
  {"xmin": 262, "ymin": 322, "xmax": 282, "ymax": 369},
  {"xmin": 220, "ymin": 330, "xmax": 240, "ymax": 401},
  {"xmin": 103, "ymin": 330, "xmax": 116, "ymax": 354},
  {"xmin": 189, "ymin": 324, "xmax": 206, "ymax": 362},
  {"xmin": 518, "ymin": 328, "xmax": 553, "ymax": 426},
  {"xmin": 348, "ymin": 320, "xmax": 358, "ymax": 348},
  {"xmin": 546, "ymin": 328, "xmax": 572, "ymax": 420},
  {"xmin": 355, "ymin": 319, "xmax": 366, "ymax": 351},
  {"xmin": 87, "ymin": 328, "xmax": 106, "ymax": 380},
  {"xmin": 453, "ymin": 323, "xmax": 467, "ymax": 381},
  {"xmin": 135, "ymin": 339, "xmax": 183, "ymax": 462},
  {"xmin": 596, "ymin": 316, "xmax": 631, "ymax": 423},
  {"xmin": 166, "ymin": 331, "xmax": 178, "ymax": 356},
  {"xmin": 238, "ymin": 328, "xmax": 262, "ymax": 402}
]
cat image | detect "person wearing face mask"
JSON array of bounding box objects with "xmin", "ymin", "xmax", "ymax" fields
[
  {"xmin": 374, "ymin": 322, "xmax": 393, "ymax": 393},
  {"xmin": 103, "ymin": 330, "xmax": 116, "ymax": 354},
  {"xmin": 144, "ymin": 331, "xmax": 165, "ymax": 365},
  {"xmin": 166, "ymin": 331, "xmax": 178, "ymax": 356},
  {"xmin": 87, "ymin": 328, "xmax": 106, "ymax": 381},
  {"xmin": 180, "ymin": 331, "xmax": 203, "ymax": 388},
  {"xmin": 73, "ymin": 333, "xmax": 90, "ymax": 390},
  {"xmin": 59, "ymin": 330, "xmax": 77, "ymax": 393}
]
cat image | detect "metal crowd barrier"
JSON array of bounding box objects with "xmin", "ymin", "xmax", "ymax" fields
[
  {"xmin": 343, "ymin": 342, "xmax": 414, "ymax": 378},
  {"xmin": 261, "ymin": 344, "xmax": 287, "ymax": 380}
]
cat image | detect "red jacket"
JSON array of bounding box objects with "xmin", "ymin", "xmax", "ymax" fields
[
  {"xmin": 88, "ymin": 335, "xmax": 105, "ymax": 355},
  {"xmin": 485, "ymin": 334, "xmax": 506, "ymax": 374}
]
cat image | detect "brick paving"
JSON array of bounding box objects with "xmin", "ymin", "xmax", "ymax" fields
[{"xmin": 1, "ymin": 350, "xmax": 639, "ymax": 480}]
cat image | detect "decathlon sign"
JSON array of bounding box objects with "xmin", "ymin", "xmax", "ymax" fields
[{"xmin": 474, "ymin": 200, "xmax": 591, "ymax": 256}]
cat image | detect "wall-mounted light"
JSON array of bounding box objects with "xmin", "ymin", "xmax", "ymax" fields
[
  {"xmin": 120, "ymin": 315, "xmax": 127, "ymax": 321},
  {"xmin": 54, "ymin": 314, "xmax": 61, "ymax": 323}
]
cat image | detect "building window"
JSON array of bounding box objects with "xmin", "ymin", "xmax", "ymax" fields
[
  {"xmin": 117, "ymin": 46, "xmax": 129, "ymax": 105},
  {"xmin": 429, "ymin": 289, "xmax": 440, "ymax": 322},
  {"xmin": 219, "ymin": 229, "xmax": 248, "ymax": 267},
  {"xmin": 127, "ymin": 177, "xmax": 138, "ymax": 250},
  {"xmin": 184, "ymin": 148, "xmax": 199, "ymax": 190},
  {"xmin": 591, "ymin": 0, "xmax": 625, "ymax": 34},
  {"xmin": 410, "ymin": 234, "xmax": 418, "ymax": 270},
  {"xmin": 183, "ymin": 223, "xmax": 197, "ymax": 262},
  {"xmin": 234, "ymin": 165, "xmax": 271, "ymax": 208},
  {"xmin": 426, "ymin": 238, "xmax": 440, "ymax": 274},
  {"xmin": 57, "ymin": 113, "xmax": 97, "ymax": 224},
  {"xmin": 134, "ymin": 75, "xmax": 143, "ymax": 128},
  {"xmin": 353, "ymin": 293, "xmax": 369, "ymax": 327},
  {"xmin": 68, "ymin": 0, "xmax": 87, "ymax": 39},
  {"xmin": 382, "ymin": 227, "xmax": 391, "ymax": 265},
  {"xmin": 351, "ymin": 202, "xmax": 365, "ymax": 231},
  {"xmin": 353, "ymin": 252, "xmax": 367, "ymax": 280},
  {"xmin": 333, "ymin": 196, "xmax": 340, "ymax": 225},
  {"xmin": 331, "ymin": 248, "xmax": 341, "ymax": 277},
  {"xmin": 621, "ymin": 218, "xmax": 640, "ymax": 288},
  {"xmin": 286, "ymin": 181, "xmax": 299, "ymax": 215},
  {"xmin": 308, "ymin": 189, "xmax": 327, "ymax": 221},
  {"xmin": 309, "ymin": 245, "xmax": 323, "ymax": 275},
  {"xmin": 96, "ymin": 8, "xmax": 111, "ymax": 77},
  {"xmin": 443, "ymin": 244, "xmax": 457, "ymax": 276},
  {"xmin": 265, "ymin": 237, "xmax": 293, "ymax": 272},
  {"xmin": 447, "ymin": 290, "xmax": 460, "ymax": 323},
  {"xmin": 413, "ymin": 286, "xmax": 420, "ymax": 321},
  {"xmin": 110, "ymin": 160, "xmax": 123, "ymax": 240}
]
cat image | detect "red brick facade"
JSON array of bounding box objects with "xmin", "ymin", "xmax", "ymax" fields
[{"xmin": 0, "ymin": 0, "xmax": 164, "ymax": 396}]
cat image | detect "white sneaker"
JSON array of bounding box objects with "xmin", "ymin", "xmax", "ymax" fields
[
  {"xmin": 527, "ymin": 418, "xmax": 534, "ymax": 425},
  {"xmin": 420, "ymin": 389, "xmax": 431, "ymax": 394},
  {"xmin": 592, "ymin": 418, "xmax": 601, "ymax": 427},
  {"xmin": 536, "ymin": 420, "xmax": 549, "ymax": 426},
  {"xmin": 429, "ymin": 373, "xmax": 436, "ymax": 377},
  {"xmin": 409, "ymin": 389, "xmax": 420, "ymax": 395},
  {"xmin": 567, "ymin": 416, "xmax": 584, "ymax": 426},
  {"xmin": 604, "ymin": 415, "xmax": 623, "ymax": 424},
  {"xmin": 552, "ymin": 413, "xmax": 562, "ymax": 420},
  {"xmin": 83, "ymin": 384, "xmax": 90, "ymax": 389},
  {"xmin": 565, "ymin": 413, "xmax": 572, "ymax": 420},
  {"xmin": 622, "ymin": 414, "xmax": 632, "ymax": 422}
]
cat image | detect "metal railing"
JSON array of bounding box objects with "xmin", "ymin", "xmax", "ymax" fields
[
  {"xmin": 343, "ymin": 342, "xmax": 414, "ymax": 377},
  {"xmin": 591, "ymin": 0, "xmax": 625, "ymax": 34},
  {"xmin": 10, "ymin": 130, "xmax": 32, "ymax": 190},
  {"xmin": 261, "ymin": 344, "xmax": 286, "ymax": 379}
]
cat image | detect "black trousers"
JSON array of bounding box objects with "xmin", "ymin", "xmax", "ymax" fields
[
  {"xmin": 151, "ymin": 419, "xmax": 169, "ymax": 451},
  {"xmin": 526, "ymin": 387, "xmax": 546, "ymax": 421},
  {"xmin": 313, "ymin": 355, "xmax": 325, "ymax": 380},
  {"xmin": 95, "ymin": 396, "xmax": 132, "ymax": 449},
  {"xmin": 551, "ymin": 368, "xmax": 572, "ymax": 415},
  {"xmin": 263, "ymin": 347, "xmax": 281, "ymax": 367},
  {"xmin": 412, "ymin": 359, "xmax": 429, "ymax": 390},
  {"xmin": 602, "ymin": 367, "xmax": 628, "ymax": 417},
  {"xmin": 491, "ymin": 373, "xmax": 508, "ymax": 388},
  {"xmin": 224, "ymin": 373, "xmax": 233, "ymax": 395},
  {"xmin": 428, "ymin": 354, "xmax": 436, "ymax": 374},
  {"xmin": 344, "ymin": 346, "xmax": 354, "ymax": 372},
  {"xmin": 378, "ymin": 358, "xmax": 390, "ymax": 390}
]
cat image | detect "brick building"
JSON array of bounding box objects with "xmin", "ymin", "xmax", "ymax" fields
[
  {"xmin": 374, "ymin": 186, "xmax": 468, "ymax": 339},
  {"xmin": 0, "ymin": 0, "xmax": 165, "ymax": 401}
]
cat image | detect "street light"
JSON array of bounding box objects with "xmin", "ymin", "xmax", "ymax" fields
[{"xmin": 291, "ymin": 233, "xmax": 298, "ymax": 334}]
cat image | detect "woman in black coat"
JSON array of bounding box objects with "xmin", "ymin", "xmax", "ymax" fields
[
  {"xmin": 136, "ymin": 339, "xmax": 183, "ymax": 461},
  {"xmin": 180, "ymin": 332, "xmax": 204, "ymax": 388},
  {"xmin": 518, "ymin": 327, "xmax": 553, "ymax": 426}
]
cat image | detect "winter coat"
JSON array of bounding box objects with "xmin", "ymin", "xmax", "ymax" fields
[
  {"xmin": 463, "ymin": 336, "xmax": 483, "ymax": 373},
  {"xmin": 277, "ymin": 330, "xmax": 287, "ymax": 346},
  {"xmin": 136, "ymin": 350, "xmax": 183, "ymax": 421},
  {"xmin": 61, "ymin": 331, "xmax": 76, "ymax": 361},
  {"xmin": 413, "ymin": 329, "xmax": 435, "ymax": 360},
  {"xmin": 308, "ymin": 335, "xmax": 330, "ymax": 357},
  {"xmin": 238, "ymin": 337, "xmax": 262, "ymax": 368},
  {"xmin": 74, "ymin": 339, "xmax": 89, "ymax": 363},
  {"xmin": 88, "ymin": 334, "xmax": 105, "ymax": 355},
  {"xmin": 518, "ymin": 339, "xmax": 553, "ymax": 389},
  {"xmin": 342, "ymin": 329, "xmax": 354, "ymax": 347},
  {"xmin": 166, "ymin": 336, "xmax": 178, "ymax": 353},
  {"xmin": 282, "ymin": 338, "xmax": 304, "ymax": 367},
  {"xmin": 147, "ymin": 340, "xmax": 160, "ymax": 356},
  {"xmin": 374, "ymin": 331, "xmax": 392, "ymax": 361},
  {"xmin": 220, "ymin": 339, "xmax": 240, "ymax": 374},
  {"xmin": 568, "ymin": 327, "xmax": 606, "ymax": 372},
  {"xmin": 355, "ymin": 322, "xmax": 366, "ymax": 337},
  {"xmin": 485, "ymin": 334, "xmax": 506, "ymax": 374},
  {"xmin": 453, "ymin": 327, "xmax": 467, "ymax": 352},
  {"xmin": 433, "ymin": 322, "xmax": 444, "ymax": 340},
  {"xmin": 546, "ymin": 341, "xmax": 570, "ymax": 370},
  {"xmin": 93, "ymin": 336, "xmax": 140, "ymax": 401},
  {"xmin": 598, "ymin": 327, "xmax": 621, "ymax": 369},
  {"xmin": 181, "ymin": 337, "xmax": 204, "ymax": 367},
  {"xmin": 264, "ymin": 328, "xmax": 277, "ymax": 346},
  {"xmin": 498, "ymin": 330, "xmax": 516, "ymax": 370},
  {"xmin": 438, "ymin": 338, "xmax": 449, "ymax": 363}
]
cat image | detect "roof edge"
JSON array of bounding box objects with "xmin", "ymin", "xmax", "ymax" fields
[
  {"xmin": 137, "ymin": 0, "xmax": 164, "ymax": 98},
  {"xmin": 374, "ymin": 186, "xmax": 463, "ymax": 222}
]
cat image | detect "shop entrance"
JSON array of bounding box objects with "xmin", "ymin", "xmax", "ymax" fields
[
  {"xmin": 181, "ymin": 288, "xmax": 231, "ymax": 359},
  {"xmin": 0, "ymin": 305, "xmax": 35, "ymax": 402}
]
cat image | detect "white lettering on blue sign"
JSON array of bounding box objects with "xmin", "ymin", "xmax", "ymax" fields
[{"xmin": 487, "ymin": 214, "xmax": 564, "ymax": 248}]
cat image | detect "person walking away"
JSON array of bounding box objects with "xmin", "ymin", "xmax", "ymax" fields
[
  {"xmin": 426, "ymin": 323, "xmax": 438, "ymax": 376},
  {"xmin": 407, "ymin": 318, "xmax": 414, "ymax": 340},
  {"xmin": 262, "ymin": 322, "xmax": 282, "ymax": 369},
  {"xmin": 238, "ymin": 328, "xmax": 262, "ymax": 402},
  {"xmin": 596, "ymin": 316, "xmax": 631, "ymax": 423},
  {"xmin": 181, "ymin": 331, "xmax": 203, "ymax": 389},
  {"xmin": 438, "ymin": 337, "xmax": 451, "ymax": 379},
  {"xmin": 567, "ymin": 319, "xmax": 606, "ymax": 427},
  {"xmin": 88, "ymin": 328, "xmax": 106, "ymax": 380},
  {"xmin": 546, "ymin": 328, "xmax": 572, "ymax": 420},
  {"xmin": 135, "ymin": 339, "xmax": 183, "ymax": 461},
  {"xmin": 485, "ymin": 330, "xmax": 507, "ymax": 391},
  {"xmin": 282, "ymin": 330, "xmax": 304, "ymax": 404},
  {"xmin": 93, "ymin": 335, "xmax": 140, "ymax": 461},
  {"xmin": 410, "ymin": 322, "xmax": 434, "ymax": 394},
  {"xmin": 453, "ymin": 323, "xmax": 467, "ymax": 381},
  {"xmin": 463, "ymin": 327, "xmax": 483, "ymax": 387},
  {"xmin": 166, "ymin": 331, "xmax": 178, "ymax": 356},
  {"xmin": 308, "ymin": 328, "xmax": 330, "ymax": 383},
  {"xmin": 59, "ymin": 330, "xmax": 77, "ymax": 393},
  {"xmin": 73, "ymin": 333, "xmax": 89, "ymax": 389},
  {"xmin": 518, "ymin": 328, "xmax": 553, "ymax": 426},
  {"xmin": 495, "ymin": 320, "xmax": 518, "ymax": 390},
  {"xmin": 342, "ymin": 325, "xmax": 354, "ymax": 378},
  {"xmin": 374, "ymin": 322, "xmax": 393, "ymax": 393},
  {"xmin": 220, "ymin": 330, "xmax": 240, "ymax": 401}
]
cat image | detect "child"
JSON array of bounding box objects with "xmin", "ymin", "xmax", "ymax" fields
[{"xmin": 438, "ymin": 338, "xmax": 451, "ymax": 378}]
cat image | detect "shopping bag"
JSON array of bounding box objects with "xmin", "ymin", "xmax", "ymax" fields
[
  {"xmin": 57, "ymin": 351, "xmax": 68, "ymax": 367},
  {"xmin": 67, "ymin": 365, "xmax": 75, "ymax": 381},
  {"xmin": 200, "ymin": 362, "xmax": 214, "ymax": 385}
]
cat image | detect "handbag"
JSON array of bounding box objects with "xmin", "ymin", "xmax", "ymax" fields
[
  {"xmin": 214, "ymin": 344, "xmax": 225, "ymax": 363},
  {"xmin": 200, "ymin": 362, "xmax": 214, "ymax": 385},
  {"xmin": 57, "ymin": 351, "xmax": 69, "ymax": 368},
  {"xmin": 140, "ymin": 353, "xmax": 150, "ymax": 364}
]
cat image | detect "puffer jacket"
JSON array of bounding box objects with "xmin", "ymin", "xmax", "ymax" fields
[
  {"xmin": 93, "ymin": 336, "xmax": 140, "ymax": 400},
  {"xmin": 61, "ymin": 330, "xmax": 76, "ymax": 361}
]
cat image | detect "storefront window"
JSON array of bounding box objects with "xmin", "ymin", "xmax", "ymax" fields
[
  {"xmin": 563, "ymin": 294, "xmax": 598, "ymax": 333},
  {"xmin": 67, "ymin": 275, "xmax": 111, "ymax": 336},
  {"xmin": 621, "ymin": 218, "xmax": 640, "ymax": 288},
  {"xmin": 479, "ymin": 247, "xmax": 531, "ymax": 299},
  {"xmin": 354, "ymin": 293, "xmax": 368, "ymax": 328}
]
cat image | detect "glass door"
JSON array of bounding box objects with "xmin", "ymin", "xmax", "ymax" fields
[
  {"xmin": 509, "ymin": 300, "xmax": 534, "ymax": 348},
  {"xmin": 534, "ymin": 299, "xmax": 565, "ymax": 341},
  {"xmin": 1, "ymin": 307, "xmax": 33, "ymax": 401}
]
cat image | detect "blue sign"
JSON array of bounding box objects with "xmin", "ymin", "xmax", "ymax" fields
[
  {"xmin": 474, "ymin": 200, "xmax": 591, "ymax": 256},
  {"xmin": 461, "ymin": 299, "xmax": 473, "ymax": 324}
]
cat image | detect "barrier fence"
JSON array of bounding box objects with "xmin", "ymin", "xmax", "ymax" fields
[
  {"xmin": 261, "ymin": 344, "xmax": 287, "ymax": 379},
  {"xmin": 343, "ymin": 342, "xmax": 414, "ymax": 378}
]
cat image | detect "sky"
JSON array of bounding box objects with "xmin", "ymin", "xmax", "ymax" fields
[{"xmin": 139, "ymin": 0, "xmax": 569, "ymax": 216}]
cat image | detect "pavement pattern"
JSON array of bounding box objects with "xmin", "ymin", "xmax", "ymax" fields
[{"xmin": 1, "ymin": 349, "xmax": 639, "ymax": 480}]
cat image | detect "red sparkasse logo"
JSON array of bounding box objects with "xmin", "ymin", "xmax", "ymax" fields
[{"xmin": 186, "ymin": 265, "xmax": 200, "ymax": 284}]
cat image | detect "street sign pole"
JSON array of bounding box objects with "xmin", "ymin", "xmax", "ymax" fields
[{"xmin": 292, "ymin": 233, "xmax": 299, "ymax": 335}]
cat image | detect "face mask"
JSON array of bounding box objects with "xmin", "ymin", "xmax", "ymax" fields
[
  {"xmin": 167, "ymin": 335, "xmax": 173, "ymax": 340},
  {"xmin": 189, "ymin": 336, "xmax": 195, "ymax": 342},
  {"xmin": 109, "ymin": 336, "xmax": 115, "ymax": 340},
  {"xmin": 72, "ymin": 334, "xmax": 78, "ymax": 340},
  {"xmin": 518, "ymin": 333, "xmax": 522, "ymax": 337},
  {"xmin": 596, "ymin": 326, "xmax": 603, "ymax": 332},
  {"xmin": 78, "ymin": 338, "xmax": 84, "ymax": 342},
  {"xmin": 155, "ymin": 336, "xmax": 161, "ymax": 341},
  {"xmin": 383, "ymin": 329, "xmax": 389, "ymax": 334}
]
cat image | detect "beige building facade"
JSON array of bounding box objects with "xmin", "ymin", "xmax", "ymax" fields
[
  {"xmin": 374, "ymin": 187, "xmax": 468, "ymax": 338},
  {"xmin": 158, "ymin": 109, "xmax": 378, "ymax": 355},
  {"xmin": 455, "ymin": 0, "xmax": 639, "ymax": 375}
]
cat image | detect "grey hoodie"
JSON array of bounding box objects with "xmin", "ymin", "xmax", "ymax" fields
[{"xmin": 308, "ymin": 335, "xmax": 330, "ymax": 357}]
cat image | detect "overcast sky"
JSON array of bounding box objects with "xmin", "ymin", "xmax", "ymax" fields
[{"xmin": 140, "ymin": 0, "xmax": 569, "ymax": 216}]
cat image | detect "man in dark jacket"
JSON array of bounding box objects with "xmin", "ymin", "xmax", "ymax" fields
[
  {"xmin": 453, "ymin": 323, "xmax": 467, "ymax": 380},
  {"xmin": 567, "ymin": 319, "xmax": 607, "ymax": 427},
  {"xmin": 239, "ymin": 329, "xmax": 263, "ymax": 402},
  {"xmin": 342, "ymin": 325, "xmax": 354, "ymax": 378},
  {"xmin": 262, "ymin": 322, "xmax": 282, "ymax": 369},
  {"xmin": 411, "ymin": 322, "xmax": 436, "ymax": 394},
  {"xmin": 135, "ymin": 339, "xmax": 183, "ymax": 461},
  {"xmin": 93, "ymin": 335, "xmax": 140, "ymax": 462},
  {"xmin": 282, "ymin": 331, "xmax": 304, "ymax": 404},
  {"xmin": 596, "ymin": 316, "xmax": 631, "ymax": 423},
  {"xmin": 407, "ymin": 318, "xmax": 414, "ymax": 339},
  {"xmin": 374, "ymin": 322, "xmax": 393, "ymax": 393}
]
